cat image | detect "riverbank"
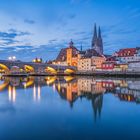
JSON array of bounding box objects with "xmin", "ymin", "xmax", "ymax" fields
[
  {"xmin": 2, "ymin": 73, "xmax": 72, "ymax": 77},
  {"xmin": 76, "ymin": 71, "xmax": 140, "ymax": 77},
  {"xmin": 2, "ymin": 71, "xmax": 140, "ymax": 78}
]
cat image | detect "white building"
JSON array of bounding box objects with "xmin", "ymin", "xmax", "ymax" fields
[
  {"xmin": 115, "ymin": 47, "xmax": 140, "ymax": 63},
  {"xmin": 128, "ymin": 61, "xmax": 140, "ymax": 72}
]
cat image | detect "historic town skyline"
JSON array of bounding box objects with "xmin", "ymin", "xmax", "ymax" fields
[
  {"xmin": 1, "ymin": 1, "xmax": 140, "ymax": 140},
  {"xmin": 0, "ymin": 0, "xmax": 140, "ymax": 61}
]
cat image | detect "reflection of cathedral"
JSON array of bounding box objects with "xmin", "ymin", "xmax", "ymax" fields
[
  {"xmin": 80, "ymin": 93, "xmax": 103, "ymax": 121},
  {"xmin": 55, "ymin": 78, "xmax": 105, "ymax": 120},
  {"xmin": 92, "ymin": 94, "xmax": 103, "ymax": 121}
]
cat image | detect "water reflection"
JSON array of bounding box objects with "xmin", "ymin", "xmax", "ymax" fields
[
  {"xmin": 33, "ymin": 84, "xmax": 41, "ymax": 101},
  {"xmin": 8, "ymin": 85, "xmax": 16, "ymax": 103},
  {"xmin": 0, "ymin": 76, "xmax": 140, "ymax": 121}
]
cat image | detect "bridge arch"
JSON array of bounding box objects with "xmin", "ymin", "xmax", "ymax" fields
[
  {"xmin": 0, "ymin": 80, "xmax": 9, "ymax": 91},
  {"xmin": 0, "ymin": 63, "xmax": 9, "ymax": 73},
  {"xmin": 64, "ymin": 76, "xmax": 75, "ymax": 82},
  {"xmin": 64, "ymin": 68, "xmax": 75, "ymax": 74},
  {"xmin": 24, "ymin": 65, "xmax": 35, "ymax": 73},
  {"xmin": 22, "ymin": 77, "xmax": 34, "ymax": 88},
  {"xmin": 45, "ymin": 66, "xmax": 57, "ymax": 74},
  {"xmin": 45, "ymin": 77, "xmax": 57, "ymax": 85}
]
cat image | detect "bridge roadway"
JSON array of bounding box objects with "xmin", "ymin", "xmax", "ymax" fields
[{"xmin": 0, "ymin": 60, "xmax": 76, "ymax": 74}]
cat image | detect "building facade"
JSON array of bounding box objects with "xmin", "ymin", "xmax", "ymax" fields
[
  {"xmin": 54, "ymin": 24, "xmax": 104, "ymax": 70},
  {"xmin": 102, "ymin": 61, "xmax": 116, "ymax": 71},
  {"xmin": 78, "ymin": 49, "xmax": 105, "ymax": 71},
  {"xmin": 78, "ymin": 58, "xmax": 93, "ymax": 72},
  {"xmin": 128, "ymin": 61, "xmax": 140, "ymax": 71},
  {"xmin": 66, "ymin": 41, "xmax": 78, "ymax": 66},
  {"xmin": 54, "ymin": 41, "xmax": 79, "ymax": 66},
  {"xmin": 115, "ymin": 48, "xmax": 140, "ymax": 63},
  {"xmin": 91, "ymin": 56, "xmax": 105, "ymax": 69}
]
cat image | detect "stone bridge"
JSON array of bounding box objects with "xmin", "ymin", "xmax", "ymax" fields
[{"xmin": 0, "ymin": 60, "xmax": 77, "ymax": 75}]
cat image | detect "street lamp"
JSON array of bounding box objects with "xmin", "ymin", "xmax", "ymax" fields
[
  {"xmin": 8, "ymin": 56, "xmax": 16, "ymax": 61},
  {"xmin": 13, "ymin": 56, "xmax": 16, "ymax": 60},
  {"xmin": 8, "ymin": 57, "xmax": 12, "ymax": 60}
]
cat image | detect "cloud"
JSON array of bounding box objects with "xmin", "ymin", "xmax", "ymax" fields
[
  {"xmin": 0, "ymin": 29, "xmax": 31, "ymax": 46},
  {"xmin": 0, "ymin": 41, "xmax": 65, "ymax": 61},
  {"xmin": 48, "ymin": 39, "xmax": 58, "ymax": 44},
  {"xmin": 24, "ymin": 19, "xmax": 35, "ymax": 24},
  {"xmin": 0, "ymin": 29, "xmax": 30, "ymax": 39},
  {"xmin": 0, "ymin": 32, "xmax": 17, "ymax": 39}
]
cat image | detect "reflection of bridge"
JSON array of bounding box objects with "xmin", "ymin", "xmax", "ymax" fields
[{"xmin": 0, "ymin": 60, "xmax": 76, "ymax": 75}]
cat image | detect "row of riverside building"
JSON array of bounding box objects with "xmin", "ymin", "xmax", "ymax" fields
[{"xmin": 50, "ymin": 24, "xmax": 140, "ymax": 72}]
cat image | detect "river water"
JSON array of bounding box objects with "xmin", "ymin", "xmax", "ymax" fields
[{"xmin": 0, "ymin": 76, "xmax": 140, "ymax": 140}]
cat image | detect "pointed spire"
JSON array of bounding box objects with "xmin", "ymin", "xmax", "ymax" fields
[
  {"xmin": 98, "ymin": 26, "xmax": 101, "ymax": 38},
  {"xmin": 69, "ymin": 39, "xmax": 74, "ymax": 47},
  {"xmin": 92, "ymin": 23, "xmax": 98, "ymax": 49},
  {"xmin": 80, "ymin": 43, "xmax": 83, "ymax": 51},
  {"xmin": 94, "ymin": 23, "xmax": 97, "ymax": 39}
]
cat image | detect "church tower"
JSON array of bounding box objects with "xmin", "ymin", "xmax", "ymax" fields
[
  {"xmin": 92, "ymin": 23, "xmax": 98, "ymax": 49},
  {"xmin": 91, "ymin": 24, "xmax": 103, "ymax": 54},
  {"xmin": 67, "ymin": 40, "xmax": 73, "ymax": 66},
  {"xmin": 97, "ymin": 26, "xmax": 103, "ymax": 54}
]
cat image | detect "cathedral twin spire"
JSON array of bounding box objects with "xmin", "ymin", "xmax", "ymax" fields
[{"xmin": 92, "ymin": 23, "xmax": 103, "ymax": 54}]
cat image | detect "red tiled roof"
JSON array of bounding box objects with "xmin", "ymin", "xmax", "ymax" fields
[{"xmin": 116, "ymin": 48, "xmax": 137, "ymax": 57}]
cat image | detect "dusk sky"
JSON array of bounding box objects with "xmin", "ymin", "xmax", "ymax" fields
[{"xmin": 0, "ymin": 0, "xmax": 140, "ymax": 61}]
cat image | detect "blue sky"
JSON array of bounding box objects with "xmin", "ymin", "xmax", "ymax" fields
[{"xmin": 0, "ymin": 0, "xmax": 140, "ymax": 61}]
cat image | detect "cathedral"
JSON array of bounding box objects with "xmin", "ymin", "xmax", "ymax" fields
[
  {"xmin": 91, "ymin": 24, "xmax": 103, "ymax": 54},
  {"xmin": 53, "ymin": 23, "xmax": 104, "ymax": 67}
]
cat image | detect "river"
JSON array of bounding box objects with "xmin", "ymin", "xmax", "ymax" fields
[{"xmin": 0, "ymin": 76, "xmax": 139, "ymax": 140}]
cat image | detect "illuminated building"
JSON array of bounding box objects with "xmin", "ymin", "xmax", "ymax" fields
[
  {"xmin": 78, "ymin": 49, "xmax": 105, "ymax": 71},
  {"xmin": 78, "ymin": 57, "xmax": 93, "ymax": 71},
  {"xmin": 102, "ymin": 56, "xmax": 128, "ymax": 71},
  {"xmin": 54, "ymin": 24, "xmax": 104, "ymax": 68},
  {"xmin": 66, "ymin": 41, "xmax": 79, "ymax": 66},
  {"xmin": 32, "ymin": 58, "xmax": 43, "ymax": 63},
  {"xmin": 55, "ymin": 40, "xmax": 79, "ymax": 66}
]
